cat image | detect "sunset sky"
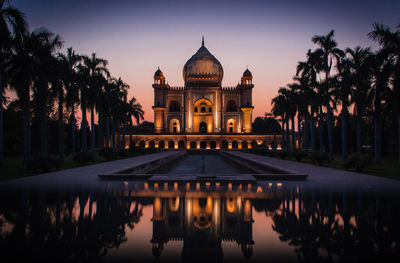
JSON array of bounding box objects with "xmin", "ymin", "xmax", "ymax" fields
[{"xmin": 11, "ymin": 0, "xmax": 400, "ymax": 122}]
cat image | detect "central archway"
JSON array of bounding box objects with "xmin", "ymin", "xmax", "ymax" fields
[{"xmin": 199, "ymin": 122, "xmax": 207, "ymax": 134}]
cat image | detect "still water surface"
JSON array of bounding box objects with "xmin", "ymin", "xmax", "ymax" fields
[{"xmin": 0, "ymin": 182, "xmax": 399, "ymax": 263}]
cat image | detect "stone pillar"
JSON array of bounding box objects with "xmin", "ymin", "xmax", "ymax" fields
[
  {"xmin": 241, "ymin": 107, "xmax": 254, "ymax": 133},
  {"xmin": 153, "ymin": 107, "xmax": 166, "ymax": 133}
]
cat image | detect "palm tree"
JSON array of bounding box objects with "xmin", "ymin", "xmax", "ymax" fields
[
  {"xmin": 296, "ymin": 49, "xmax": 321, "ymax": 151},
  {"xmin": 312, "ymin": 30, "xmax": 344, "ymax": 159},
  {"xmin": 0, "ymin": 0, "xmax": 28, "ymax": 166},
  {"xmin": 51, "ymin": 59, "xmax": 65, "ymax": 160},
  {"xmin": 271, "ymin": 94, "xmax": 286, "ymax": 150},
  {"xmin": 82, "ymin": 53, "xmax": 109, "ymax": 155},
  {"xmin": 31, "ymin": 28, "xmax": 63, "ymax": 154},
  {"xmin": 6, "ymin": 29, "xmax": 57, "ymax": 163},
  {"xmin": 76, "ymin": 64, "xmax": 89, "ymax": 152},
  {"xmin": 58, "ymin": 47, "xmax": 82, "ymax": 155},
  {"xmin": 110, "ymin": 78, "xmax": 128, "ymax": 149},
  {"xmin": 369, "ymin": 52, "xmax": 393, "ymax": 164},
  {"xmin": 127, "ymin": 96, "xmax": 144, "ymax": 146},
  {"xmin": 332, "ymin": 57, "xmax": 353, "ymax": 161},
  {"xmin": 272, "ymin": 87, "xmax": 296, "ymax": 150},
  {"xmin": 287, "ymin": 83, "xmax": 299, "ymax": 150},
  {"xmin": 346, "ymin": 47, "xmax": 373, "ymax": 153},
  {"xmin": 292, "ymin": 76, "xmax": 317, "ymax": 151},
  {"xmin": 369, "ymin": 23, "xmax": 400, "ymax": 165}
]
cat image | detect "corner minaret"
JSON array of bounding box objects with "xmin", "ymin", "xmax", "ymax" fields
[
  {"xmin": 152, "ymin": 67, "xmax": 167, "ymax": 133},
  {"xmin": 239, "ymin": 68, "xmax": 254, "ymax": 133}
]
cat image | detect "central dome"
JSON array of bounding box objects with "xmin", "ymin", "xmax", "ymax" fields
[{"xmin": 183, "ymin": 39, "xmax": 223, "ymax": 84}]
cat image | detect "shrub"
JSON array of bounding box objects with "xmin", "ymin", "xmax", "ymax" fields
[
  {"xmin": 129, "ymin": 142, "xmax": 137, "ymax": 154},
  {"xmin": 267, "ymin": 149, "xmax": 277, "ymax": 157},
  {"xmin": 277, "ymin": 150, "xmax": 289, "ymax": 159},
  {"xmin": 345, "ymin": 153, "xmax": 373, "ymax": 172},
  {"xmin": 73, "ymin": 152, "xmax": 94, "ymax": 164},
  {"xmin": 147, "ymin": 147, "xmax": 158, "ymax": 154},
  {"xmin": 27, "ymin": 154, "xmax": 61, "ymax": 172},
  {"xmin": 99, "ymin": 147, "xmax": 118, "ymax": 161},
  {"xmin": 309, "ymin": 151, "xmax": 329, "ymax": 166},
  {"xmin": 291, "ymin": 150, "xmax": 308, "ymax": 162},
  {"xmin": 117, "ymin": 149, "xmax": 130, "ymax": 158}
]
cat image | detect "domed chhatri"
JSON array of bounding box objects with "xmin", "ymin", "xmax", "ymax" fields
[
  {"xmin": 154, "ymin": 67, "xmax": 163, "ymax": 77},
  {"xmin": 152, "ymin": 38, "xmax": 254, "ymax": 134},
  {"xmin": 243, "ymin": 68, "xmax": 252, "ymax": 77},
  {"xmin": 182, "ymin": 37, "xmax": 224, "ymax": 85},
  {"xmin": 153, "ymin": 67, "xmax": 165, "ymax": 85}
]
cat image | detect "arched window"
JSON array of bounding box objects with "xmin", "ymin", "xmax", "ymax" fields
[
  {"xmin": 194, "ymin": 107, "xmax": 198, "ymax": 112},
  {"xmin": 209, "ymin": 107, "xmax": 212, "ymax": 112},
  {"xmin": 226, "ymin": 100, "xmax": 237, "ymax": 112},
  {"xmin": 169, "ymin": 101, "xmax": 180, "ymax": 112},
  {"xmin": 200, "ymin": 106, "xmax": 206, "ymax": 113}
]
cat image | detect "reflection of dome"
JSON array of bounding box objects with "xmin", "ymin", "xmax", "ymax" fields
[{"xmin": 183, "ymin": 38, "xmax": 223, "ymax": 84}]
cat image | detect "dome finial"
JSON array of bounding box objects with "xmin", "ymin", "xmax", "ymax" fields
[{"xmin": 202, "ymin": 35, "xmax": 204, "ymax": 47}]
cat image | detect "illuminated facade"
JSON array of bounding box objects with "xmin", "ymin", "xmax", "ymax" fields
[
  {"xmin": 153, "ymin": 38, "xmax": 254, "ymax": 134},
  {"xmin": 123, "ymin": 38, "xmax": 283, "ymax": 149}
]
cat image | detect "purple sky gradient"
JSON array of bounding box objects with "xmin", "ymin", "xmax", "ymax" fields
[{"xmin": 11, "ymin": 0, "xmax": 400, "ymax": 121}]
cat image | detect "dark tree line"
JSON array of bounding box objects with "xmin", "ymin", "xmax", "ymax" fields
[
  {"xmin": 0, "ymin": 1, "xmax": 144, "ymax": 166},
  {"xmin": 272, "ymin": 25, "xmax": 400, "ymax": 165}
]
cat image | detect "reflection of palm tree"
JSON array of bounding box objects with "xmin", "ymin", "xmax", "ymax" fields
[
  {"xmin": 0, "ymin": 190, "xmax": 144, "ymax": 262},
  {"xmin": 270, "ymin": 189, "xmax": 400, "ymax": 262}
]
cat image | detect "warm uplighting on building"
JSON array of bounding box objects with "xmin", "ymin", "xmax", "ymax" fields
[
  {"xmin": 206, "ymin": 182, "xmax": 211, "ymax": 188},
  {"xmin": 174, "ymin": 182, "xmax": 178, "ymax": 190},
  {"xmin": 144, "ymin": 183, "xmax": 148, "ymax": 190},
  {"xmin": 228, "ymin": 183, "xmax": 232, "ymax": 191},
  {"xmin": 257, "ymin": 186, "xmax": 263, "ymax": 193},
  {"xmin": 196, "ymin": 182, "xmax": 200, "ymax": 190},
  {"xmin": 164, "ymin": 182, "xmax": 168, "ymax": 189},
  {"xmin": 154, "ymin": 183, "xmax": 159, "ymax": 190},
  {"xmin": 216, "ymin": 182, "xmax": 220, "ymax": 189},
  {"xmin": 277, "ymin": 183, "xmax": 282, "ymax": 188},
  {"xmin": 186, "ymin": 182, "xmax": 190, "ymax": 190}
]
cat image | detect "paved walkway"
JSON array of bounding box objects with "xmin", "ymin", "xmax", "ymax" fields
[
  {"xmin": 228, "ymin": 151, "xmax": 400, "ymax": 191},
  {"xmin": 0, "ymin": 151, "xmax": 179, "ymax": 191},
  {"xmin": 1, "ymin": 150, "xmax": 400, "ymax": 192}
]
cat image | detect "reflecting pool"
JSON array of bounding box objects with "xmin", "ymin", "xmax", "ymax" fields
[{"xmin": 0, "ymin": 183, "xmax": 399, "ymax": 262}]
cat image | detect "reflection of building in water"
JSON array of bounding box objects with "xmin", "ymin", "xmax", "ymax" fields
[{"xmin": 151, "ymin": 195, "xmax": 254, "ymax": 262}]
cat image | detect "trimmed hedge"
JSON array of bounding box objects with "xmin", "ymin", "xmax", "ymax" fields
[
  {"xmin": 309, "ymin": 151, "xmax": 329, "ymax": 166},
  {"xmin": 27, "ymin": 154, "xmax": 61, "ymax": 172},
  {"xmin": 99, "ymin": 147, "xmax": 118, "ymax": 161},
  {"xmin": 291, "ymin": 150, "xmax": 308, "ymax": 162},
  {"xmin": 345, "ymin": 153, "xmax": 373, "ymax": 172},
  {"xmin": 72, "ymin": 152, "xmax": 94, "ymax": 164}
]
